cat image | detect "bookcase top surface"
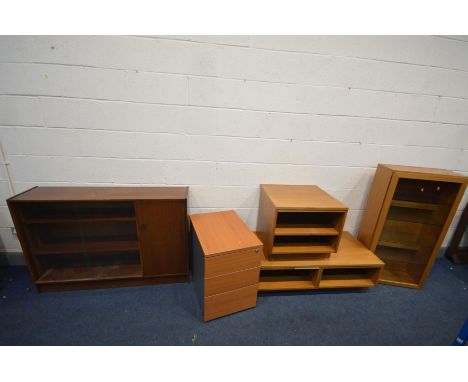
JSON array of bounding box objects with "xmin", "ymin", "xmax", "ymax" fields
[
  {"xmin": 190, "ymin": 210, "xmax": 262, "ymax": 257},
  {"xmin": 261, "ymin": 232, "xmax": 384, "ymax": 268},
  {"xmin": 8, "ymin": 186, "xmax": 188, "ymax": 202},
  {"xmin": 261, "ymin": 184, "xmax": 348, "ymax": 210},
  {"xmin": 379, "ymin": 164, "xmax": 467, "ymax": 182}
]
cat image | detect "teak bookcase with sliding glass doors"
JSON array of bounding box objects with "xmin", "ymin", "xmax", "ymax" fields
[
  {"xmin": 358, "ymin": 164, "xmax": 468, "ymax": 288},
  {"xmin": 7, "ymin": 186, "xmax": 189, "ymax": 292}
]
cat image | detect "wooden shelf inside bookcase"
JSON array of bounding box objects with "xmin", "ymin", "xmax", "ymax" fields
[
  {"xmin": 258, "ymin": 232, "xmax": 384, "ymax": 291},
  {"xmin": 274, "ymin": 227, "xmax": 339, "ymax": 236}
]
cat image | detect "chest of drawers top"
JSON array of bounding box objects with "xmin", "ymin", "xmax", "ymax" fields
[{"xmin": 190, "ymin": 210, "xmax": 262, "ymax": 257}]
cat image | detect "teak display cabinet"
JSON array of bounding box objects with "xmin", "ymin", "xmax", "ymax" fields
[
  {"xmin": 190, "ymin": 210, "xmax": 262, "ymax": 321},
  {"xmin": 257, "ymin": 185, "xmax": 348, "ymax": 259},
  {"xmin": 258, "ymin": 232, "xmax": 384, "ymax": 291},
  {"xmin": 358, "ymin": 164, "xmax": 468, "ymax": 288},
  {"xmin": 7, "ymin": 186, "xmax": 189, "ymax": 292}
]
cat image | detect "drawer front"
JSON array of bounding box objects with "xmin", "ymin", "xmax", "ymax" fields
[
  {"xmin": 205, "ymin": 267, "xmax": 260, "ymax": 296},
  {"xmin": 204, "ymin": 284, "xmax": 258, "ymax": 321},
  {"xmin": 205, "ymin": 247, "xmax": 261, "ymax": 278}
]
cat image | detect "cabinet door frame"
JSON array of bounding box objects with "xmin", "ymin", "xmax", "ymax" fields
[{"xmin": 369, "ymin": 173, "xmax": 400, "ymax": 252}]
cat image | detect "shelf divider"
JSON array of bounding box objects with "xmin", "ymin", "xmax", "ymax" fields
[
  {"xmin": 272, "ymin": 244, "xmax": 335, "ymax": 255},
  {"xmin": 274, "ymin": 226, "xmax": 339, "ymax": 236}
]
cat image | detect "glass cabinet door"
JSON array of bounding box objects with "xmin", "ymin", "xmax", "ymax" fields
[
  {"xmin": 18, "ymin": 202, "xmax": 142, "ymax": 282},
  {"xmin": 375, "ymin": 178, "xmax": 461, "ymax": 286}
]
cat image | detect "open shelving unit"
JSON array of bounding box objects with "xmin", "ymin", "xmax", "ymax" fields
[
  {"xmin": 258, "ymin": 232, "xmax": 384, "ymax": 291},
  {"xmin": 14, "ymin": 201, "xmax": 143, "ymax": 283},
  {"xmin": 257, "ymin": 185, "xmax": 348, "ymax": 260},
  {"xmin": 7, "ymin": 186, "xmax": 189, "ymax": 292},
  {"xmin": 190, "ymin": 210, "xmax": 262, "ymax": 321},
  {"xmin": 255, "ymin": 185, "xmax": 385, "ymax": 291},
  {"xmin": 358, "ymin": 164, "xmax": 468, "ymax": 288}
]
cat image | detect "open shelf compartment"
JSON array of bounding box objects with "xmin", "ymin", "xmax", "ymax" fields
[
  {"xmin": 276, "ymin": 211, "xmax": 345, "ymax": 230},
  {"xmin": 319, "ymin": 267, "xmax": 380, "ymax": 288},
  {"xmin": 273, "ymin": 211, "xmax": 345, "ymax": 255},
  {"xmin": 259, "ymin": 268, "xmax": 320, "ymax": 291},
  {"xmin": 375, "ymin": 246, "xmax": 426, "ymax": 287},
  {"xmin": 24, "ymin": 219, "xmax": 139, "ymax": 256}
]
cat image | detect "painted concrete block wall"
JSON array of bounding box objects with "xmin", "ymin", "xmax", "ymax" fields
[{"xmin": 0, "ymin": 35, "xmax": 467, "ymax": 264}]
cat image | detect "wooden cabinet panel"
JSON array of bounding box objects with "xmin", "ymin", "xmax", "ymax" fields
[{"xmin": 136, "ymin": 200, "xmax": 188, "ymax": 277}]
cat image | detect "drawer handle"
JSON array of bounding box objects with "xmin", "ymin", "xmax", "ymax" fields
[
  {"xmin": 254, "ymin": 249, "xmax": 259, "ymax": 253},
  {"xmin": 294, "ymin": 267, "xmax": 319, "ymax": 270}
]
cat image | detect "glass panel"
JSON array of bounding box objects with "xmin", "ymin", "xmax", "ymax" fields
[
  {"xmin": 276, "ymin": 211, "xmax": 343, "ymax": 228},
  {"xmin": 376, "ymin": 178, "xmax": 461, "ymax": 285},
  {"xmin": 20, "ymin": 202, "xmax": 135, "ymax": 221},
  {"xmin": 18, "ymin": 201, "xmax": 141, "ymax": 282}
]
